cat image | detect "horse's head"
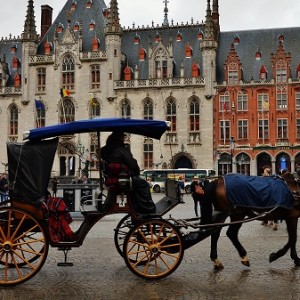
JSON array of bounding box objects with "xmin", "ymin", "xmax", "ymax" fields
[{"xmin": 282, "ymin": 172, "xmax": 300, "ymax": 200}]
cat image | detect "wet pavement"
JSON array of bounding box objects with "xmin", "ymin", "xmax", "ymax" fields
[{"xmin": 1, "ymin": 193, "xmax": 300, "ymax": 300}]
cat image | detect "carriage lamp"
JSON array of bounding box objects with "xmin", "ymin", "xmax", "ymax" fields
[{"xmin": 230, "ymin": 137, "xmax": 235, "ymax": 172}]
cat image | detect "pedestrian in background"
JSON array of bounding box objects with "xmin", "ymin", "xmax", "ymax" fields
[
  {"xmin": 177, "ymin": 176, "xmax": 185, "ymax": 203},
  {"xmin": 190, "ymin": 176, "xmax": 203, "ymax": 217}
]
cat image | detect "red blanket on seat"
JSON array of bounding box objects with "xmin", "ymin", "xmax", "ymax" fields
[{"xmin": 45, "ymin": 197, "xmax": 74, "ymax": 242}]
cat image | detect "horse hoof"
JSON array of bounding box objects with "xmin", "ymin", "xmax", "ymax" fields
[
  {"xmin": 294, "ymin": 259, "xmax": 300, "ymax": 266},
  {"xmin": 269, "ymin": 253, "xmax": 276, "ymax": 263},
  {"xmin": 213, "ymin": 258, "xmax": 224, "ymax": 269},
  {"xmin": 241, "ymin": 256, "xmax": 250, "ymax": 267}
]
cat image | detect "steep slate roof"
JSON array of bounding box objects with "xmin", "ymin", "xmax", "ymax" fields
[
  {"xmin": 122, "ymin": 24, "xmax": 205, "ymax": 79},
  {"xmin": 218, "ymin": 27, "xmax": 300, "ymax": 83},
  {"xmin": 37, "ymin": 0, "xmax": 108, "ymax": 54}
]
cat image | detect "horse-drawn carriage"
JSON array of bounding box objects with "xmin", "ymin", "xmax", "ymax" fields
[{"xmin": 1, "ymin": 117, "xmax": 300, "ymax": 286}]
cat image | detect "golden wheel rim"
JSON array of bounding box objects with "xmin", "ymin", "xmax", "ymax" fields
[
  {"xmin": 0, "ymin": 208, "xmax": 48, "ymax": 286},
  {"xmin": 124, "ymin": 219, "xmax": 183, "ymax": 279}
]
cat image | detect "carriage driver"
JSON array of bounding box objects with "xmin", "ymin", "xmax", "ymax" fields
[{"xmin": 101, "ymin": 132, "xmax": 156, "ymax": 215}]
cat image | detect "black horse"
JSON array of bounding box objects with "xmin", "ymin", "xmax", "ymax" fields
[{"xmin": 202, "ymin": 173, "xmax": 300, "ymax": 269}]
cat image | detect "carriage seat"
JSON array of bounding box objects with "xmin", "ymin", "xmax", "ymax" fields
[{"xmin": 102, "ymin": 161, "xmax": 131, "ymax": 190}]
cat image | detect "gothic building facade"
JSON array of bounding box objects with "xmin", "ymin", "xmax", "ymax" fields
[{"xmin": 0, "ymin": 0, "xmax": 299, "ymax": 178}]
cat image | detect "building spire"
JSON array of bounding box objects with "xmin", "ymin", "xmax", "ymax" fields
[
  {"xmin": 22, "ymin": 0, "xmax": 38, "ymax": 41},
  {"xmin": 105, "ymin": 0, "xmax": 122, "ymax": 35},
  {"xmin": 212, "ymin": 0, "xmax": 219, "ymax": 28},
  {"xmin": 163, "ymin": 0, "xmax": 169, "ymax": 27}
]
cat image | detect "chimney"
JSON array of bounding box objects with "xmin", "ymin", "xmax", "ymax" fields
[{"xmin": 41, "ymin": 5, "xmax": 53, "ymax": 39}]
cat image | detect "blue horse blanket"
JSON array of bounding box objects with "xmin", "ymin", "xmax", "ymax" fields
[{"xmin": 224, "ymin": 174, "xmax": 293, "ymax": 209}]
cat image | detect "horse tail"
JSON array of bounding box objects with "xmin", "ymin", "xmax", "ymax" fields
[{"xmin": 202, "ymin": 179, "xmax": 217, "ymax": 224}]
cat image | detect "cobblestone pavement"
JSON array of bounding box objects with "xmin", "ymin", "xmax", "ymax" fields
[{"xmin": 2, "ymin": 194, "xmax": 300, "ymax": 300}]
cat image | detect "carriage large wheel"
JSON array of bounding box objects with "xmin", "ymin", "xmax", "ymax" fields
[
  {"xmin": 123, "ymin": 219, "xmax": 184, "ymax": 279},
  {"xmin": 114, "ymin": 214, "xmax": 134, "ymax": 258},
  {"xmin": 0, "ymin": 207, "xmax": 49, "ymax": 286}
]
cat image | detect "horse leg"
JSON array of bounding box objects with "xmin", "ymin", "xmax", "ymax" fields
[
  {"xmin": 210, "ymin": 227, "xmax": 224, "ymax": 269},
  {"xmin": 226, "ymin": 219, "xmax": 250, "ymax": 267},
  {"xmin": 269, "ymin": 218, "xmax": 300, "ymax": 265}
]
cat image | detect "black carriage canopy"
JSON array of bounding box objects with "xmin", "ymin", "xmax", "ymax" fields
[
  {"xmin": 7, "ymin": 138, "xmax": 58, "ymax": 205},
  {"xmin": 23, "ymin": 118, "xmax": 171, "ymax": 141}
]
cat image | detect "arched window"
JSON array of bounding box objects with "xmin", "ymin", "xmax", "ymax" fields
[
  {"xmin": 166, "ymin": 98, "xmax": 176, "ymax": 132},
  {"xmin": 143, "ymin": 98, "xmax": 153, "ymax": 120},
  {"xmin": 121, "ymin": 99, "xmax": 131, "ymax": 118},
  {"xmin": 90, "ymin": 64, "xmax": 100, "ymax": 89},
  {"xmin": 189, "ymin": 98, "xmax": 199, "ymax": 131},
  {"xmin": 9, "ymin": 104, "xmax": 18, "ymax": 140},
  {"xmin": 60, "ymin": 98, "xmax": 75, "ymax": 124},
  {"xmin": 62, "ymin": 54, "xmax": 75, "ymax": 90},
  {"xmin": 89, "ymin": 97, "xmax": 100, "ymax": 118}
]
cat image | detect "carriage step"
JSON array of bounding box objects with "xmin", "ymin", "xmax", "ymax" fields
[{"xmin": 57, "ymin": 247, "xmax": 73, "ymax": 267}]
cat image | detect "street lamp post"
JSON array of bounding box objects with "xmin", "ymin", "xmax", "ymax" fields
[{"xmin": 230, "ymin": 137, "xmax": 235, "ymax": 173}]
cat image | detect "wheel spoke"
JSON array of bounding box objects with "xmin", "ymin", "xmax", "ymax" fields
[{"xmin": 0, "ymin": 208, "xmax": 49, "ymax": 286}]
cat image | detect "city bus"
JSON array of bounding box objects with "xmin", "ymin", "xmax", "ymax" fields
[{"xmin": 142, "ymin": 168, "xmax": 216, "ymax": 193}]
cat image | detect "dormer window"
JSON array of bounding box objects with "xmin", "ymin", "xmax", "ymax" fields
[
  {"xmin": 176, "ymin": 31, "xmax": 182, "ymax": 41},
  {"xmin": 57, "ymin": 23, "xmax": 64, "ymax": 33},
  {"xmin": 44, "ymin": 41, "xmax": 52, "ymax": 55},
  {"xmin": 92, "ymin": 37, "xmax": 100, "ymax": 51},
  {"xmin": 185, "ymin": 44, "xmax": 193, "ymax": 58},
  {"xmin": 10, "ymin": 45, "xmax": 17, "ymax": 54},
  {"xmin": 234, "ymin": 35, "xmax": 240, "ymax": 45},
  {"xmin": 14, "ymin": 73, "xmax": 21, "ymax": 87},
  {"xmin": 124, "ymin": 66, "xmax": 132, "ymax": 81},
  {"xmin": 255, "ymin": 51, "xmax": 262, "ymax": 60},
  {"xmin": 89, "ymin": 20, "xmax": 95, "ymax": 31},
  {"xmin": 73, "ymin": 22, "xmax": 80, "ymax": 32},
  {"xmin": 279, "ymin": 33, "xmax": 284, "ymax": 43},
  {"xmin": 259, "ymin": 65, "xmax": 268, "ymax": 81},
  {"xmin": 155, "ymin": 33, "xmax": 161, "ymax": 43},
  {"xmin": 12, "ymin": 57, "xmax": 19, "ymax": 70},
  {"xmin": 139, "ymin": 48, "xmax": 146, "ymax": 61},
  {"xmin": 71, "ymin": 1, "xmax": 77, "ymax": 10},
  {"xmin": 197, "ymin": 30, "xmax": 204, "ymax": 40},
  {"xmin": 134, "ymin": 34, "xmax": 140, "ymax": 44},
  {"xmin": 86, "ymin": 0, "xmax": 92, "ymax": 8},
  {"xmin": 297, "ymin": 64, "xmax": 300, "ymax": 79},
  {"xmin": 192, "ymin": 63, "xmax": 200, "ymax": 77}
]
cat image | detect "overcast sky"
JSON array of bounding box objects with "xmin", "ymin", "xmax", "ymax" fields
[{"xmin": 1, "ymin": 0, "xmax": 300, "ymax": 38}]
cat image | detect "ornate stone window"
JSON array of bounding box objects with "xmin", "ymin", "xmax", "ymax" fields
[
  {"xmin": 143, "ymin": 98, "xmax": 153, "ymax": 120},
  {"xmin": 121, "ymin": 99, "xmax": 131, "ymax": 118},
  {"xmin": 37, "ymin": 68, "xmax": 46, "ymax": 92},
  {"xmin": 150, "ymin": 46, "xmax": 173, "ymax": 79},
  {"xmin": 9, "ymin": 104, "xmax": 18, "ymax": 141},
  {"xmin": 62, "ymin": 54, "xmax": 75, "ymax": 90},
  {"xmin": 90, "ymin": 64, "xmax": 100, "ymax": 90},
  {"xmin": 60, "ymin": 98, "xmax": 75, "ymax": 124},
  {"xmin": 89, "ymin": 97, "xmax": 100, "ymax": 118}
]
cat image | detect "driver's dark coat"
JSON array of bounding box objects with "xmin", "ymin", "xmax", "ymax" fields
[{"xmin": 101, "ymin": 144, "xmax": 140, "ymax": 176}]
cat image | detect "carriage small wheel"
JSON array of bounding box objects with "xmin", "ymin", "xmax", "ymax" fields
[
  {"xmin": 0, "ymin": 207, "xmax": 49, "ymax": 286},
  {"xmin": 123, "ymin": 219, "xmax": 184, "ymax": 279},
  {"xmin": 114, "ymin": 214, "xmax": 133, "ymax": 258}
]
